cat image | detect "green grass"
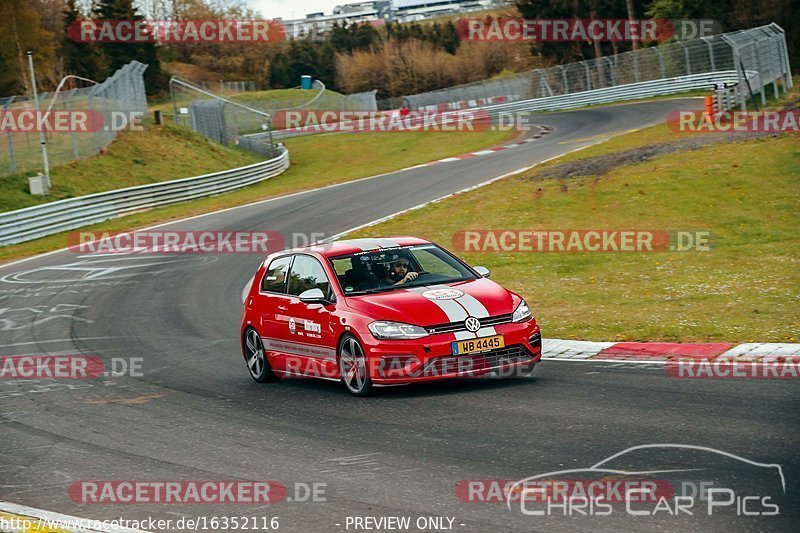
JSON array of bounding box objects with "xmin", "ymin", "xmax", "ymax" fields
[
  {"xmin": 0, "ymin": 127, "xmax": 515, "ymax": 262},
  {"xmin": 0, "ymin": 122, "xmax": 264, "ymax": 213},
  {"xmin": 152, "ymin": 87, "xmax": 342, "ymax": 115},
  {"xmin": 230, "ymin": 88, "xmax": 341, "ymax": 105},
  {"xmin": 527, "ymin": 76, "xmax": 800, "ymax": 168},
  {"xmin": 350, "ymin": 134, "xmax": 800, "ymax": 343}
]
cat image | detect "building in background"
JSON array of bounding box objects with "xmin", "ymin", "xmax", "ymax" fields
[{"xmin": 280, "ymin": 0, "xmax": 508, "ymax": 39}]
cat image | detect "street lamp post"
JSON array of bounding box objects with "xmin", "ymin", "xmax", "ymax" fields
[{"xmin": 27, "ymin": 50, "xmax": 51, "ymax": 187}]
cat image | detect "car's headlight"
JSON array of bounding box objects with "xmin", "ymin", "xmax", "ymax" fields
[
  {"xmin": 369, "ymin": 321, "xmax": 429, "ymax": 340},
  {"xmin": 512, "ymin": 299, "xmax": 532, "ymax": 323}
]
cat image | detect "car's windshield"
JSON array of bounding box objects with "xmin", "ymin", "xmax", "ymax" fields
[{"xmin": 329, "ymin": 244, "xmax": 476, "ymax": 295}]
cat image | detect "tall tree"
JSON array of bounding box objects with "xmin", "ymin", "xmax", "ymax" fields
[
  {"xmin": 93, "ymin": 0, "xmax": 167, "ymax": 94},
  {"xmin": 61, "ymin": 0, "xmax": 107, "ymax": 81},
  {"xmin": 626, "ymin": 0, "xmax": 638, "ymax": 50},
  {"xmin": 0, "ymin": 0, "xmax": 57, "ymax": 95}
]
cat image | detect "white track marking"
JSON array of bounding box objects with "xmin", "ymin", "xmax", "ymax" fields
[
  {"xmin": 0, "ymin": 337, "xmax": 117, "ymax": 349},
  {"xmin": 0, "ymin": 501, "xmax": 148, "ymax": 532},
  {"xmin": 326, "ymin": 144, "xmax": 598, "ymax": 242}
]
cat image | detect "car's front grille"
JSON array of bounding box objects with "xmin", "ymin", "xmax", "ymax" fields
[
  {"xmin": 421, "ymin": 344, "xmax": 532, "ymax": 376},
  {"xmin": 424, "ymin": 313, "xmax": 514, "ymax": 335}
]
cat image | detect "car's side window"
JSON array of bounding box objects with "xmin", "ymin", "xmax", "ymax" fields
[
  {"xmin": 287, "ymin": 255, "xmax": 333, "ymax": 300},
  {"xmin": 261, "ymin": 256, "xmax": 292, "ymax": 293}
]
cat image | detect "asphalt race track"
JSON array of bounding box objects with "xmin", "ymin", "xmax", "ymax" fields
[{"xmin": 1, "ymin": 99, "xmax": 797, "ymax": 532}]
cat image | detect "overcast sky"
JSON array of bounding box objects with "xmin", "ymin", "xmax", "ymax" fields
[{"xmin": 248, "ymin": 0, "xmax": 348, "ymax": 19}]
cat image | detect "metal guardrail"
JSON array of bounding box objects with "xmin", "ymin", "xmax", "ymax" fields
[
  {"xmin": 478, "ymin": 71, "xmax": 745, "ymax": 115},
  {"xmin": 403, "ymin": 24, "xmax": 791, "ymax": 112},
  {"xmin": 250, "ymin": 24, "xmax": 791, "ymax": 141},
  {"xmin": 0, "ymin": 146, "xmax": 290, "ymax": 246},
  {"xmin": 253, "ymin": 71, "xmax": 744, "ymax": 141}
]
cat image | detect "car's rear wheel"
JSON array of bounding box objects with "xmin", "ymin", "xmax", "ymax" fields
[
  {"xmin": 244, "ymin": 328, "xmax": 276, "ymax": 383},
  {"xmin": 338, "ymin": 334, "xmax": 373, "ymax": 397}
]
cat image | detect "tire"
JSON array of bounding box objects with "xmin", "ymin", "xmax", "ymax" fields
[
  {"xmin": 338, "ymin": 334, "xmax": 373, "ymax": 397},
  {"xmin": 243, "ymin": 327, "xmax": 276, "ymax": 383}
]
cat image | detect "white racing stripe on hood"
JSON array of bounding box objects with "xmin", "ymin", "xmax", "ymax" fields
[
  {"xmin": 415, "ymin": 284, "xmax": 498, "ymax": 339},
  {"xmin": 434, "ymin": 298, "xmax": 473, "ymax": 341},
  {"xmin": 339, "ymin": 238, "xmax": 399, "ymax": 251},
  {"xmin": 411, "ymin": 285, "xmax": 475, "ymax": 340},
  {"xmin": 374, "ymin": 238, "xmax": 401, "ymax": 248},
  {"xmin": 454, "ymin": 291, "xmax": 497, "ymax": 337}
]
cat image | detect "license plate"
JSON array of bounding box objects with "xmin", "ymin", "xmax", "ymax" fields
[{"xmin": 452, "ymin": 335, "xmax": 504, "ymax": 355}]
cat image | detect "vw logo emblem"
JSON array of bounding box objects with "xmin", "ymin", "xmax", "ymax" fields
[{"xmin": 465, "ymin": 317, "xmax": 481, "ymax": 333}]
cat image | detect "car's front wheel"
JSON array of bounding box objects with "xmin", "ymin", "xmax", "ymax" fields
[
  {"xmin": 338, "ymin": 334, "xmax": 373, "ymax": 397},
  {"xmin": 244, "ymin": 327, "xmax": 276, "ymax": 383}
]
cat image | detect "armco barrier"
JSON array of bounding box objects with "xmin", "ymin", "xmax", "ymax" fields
[
  {"xmin": 477, "ymin": 71, "xmax": 745, "ymax": 115},
  {"xmin": 256, "ymin": 71, "xmax": 744, "ymax": 141},
  {"xmin": 0, "ymin": 146, "xmax": 289, "ymax": 246}
]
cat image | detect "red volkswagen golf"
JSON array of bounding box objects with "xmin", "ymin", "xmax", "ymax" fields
[{"xmin": 241, "ymin": 237, "xmax": 542, "ymax": 396}]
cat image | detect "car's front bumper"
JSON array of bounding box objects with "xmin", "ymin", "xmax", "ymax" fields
[{"xmin": 362, "ymin": 321, "xmax": 542, "ymax": 385}]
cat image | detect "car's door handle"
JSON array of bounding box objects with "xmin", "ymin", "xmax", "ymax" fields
[{"xmin": 277, "ymin": 305, "xmax": 288, "ymax": 312}]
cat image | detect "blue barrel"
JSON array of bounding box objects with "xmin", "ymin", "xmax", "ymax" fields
[{"xmin": 301, "ymin": 75, "xmax": 312, "ymax": 90}]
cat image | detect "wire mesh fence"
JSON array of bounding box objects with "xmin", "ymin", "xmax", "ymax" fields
[
  {"xmin": 0, "ymin": 61, "xmax": 148, "ymax": 178},
  {"xmin": 402, "ymin": 24, "xmax": 791, "ymax": 112},
  {"xmin": 170, "ymin": 77, "xmax": 277, "ymax": 157},
  {"xmin": 195, "ymin": 80, "xmax": 259, "ymax": 94},
  {"xmin": 169, "ymin": 77, "xmax": 379, "ymax": 151}
]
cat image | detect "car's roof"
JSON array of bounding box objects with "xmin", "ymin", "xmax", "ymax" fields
[{"xmin": 285, "ymin": 236, "xmax": 432, "ymax": 258}]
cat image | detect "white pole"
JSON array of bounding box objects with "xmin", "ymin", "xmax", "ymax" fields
[{"xmin": 27, "ymin": 50, "xmax": 51, "ymax": 187}]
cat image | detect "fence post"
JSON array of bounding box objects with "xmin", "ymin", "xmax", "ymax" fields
[
  {"xmin": 769, "ymin": 24, "xmax": 792, "ymax": 89},
  {"xmin": 605, "ymin": 56, "xmax": 616, "ymax": 86},
  {"xmin": 170, "ymin": 78, "xmax": 180, "ymax": 126},
  {"xmin": 721, "ymin": 35, "xmax": 747, "ymax": 112},
  {"xmin": 267, "ymin": 116, "xmax": 275, "ymax": 158},
  {"xmin": 746, "ymin": 35, "xmax": 767, "ymax": 105},
  {"xmin": 653, "ymin": 47, "xmax": 666, "ymax": 78},
  {"xmin": 582, "ymin": 61, "xmax": 592, "ymax": 91},
  {"xmin": 681, "ymin": 42, "xmax": 691, "ymax": 75},
  {"xmin": 760, "ymin": 28, "xmax": 783, "ymax": 97},
  {"xmin": 65, "ymin": 89, "xmax": 79, "ymax": 160},
  {"xmin": 87, "ymin": 83, "xmax": 103, "ymax": 151},
  {"xmin": 4, "ymin": 97, "xmax": 17, "ymax": 174},
  {"xmin": 701, "ymin": 37, "xmax": 716, "ymax": 72},
  {"xmin": 760, "ymin": 30, "xmax": 779, "ymax": 100}
]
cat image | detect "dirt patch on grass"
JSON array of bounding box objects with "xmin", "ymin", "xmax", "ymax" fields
[
  {"xmin": 528, "ymin": 132, "xmax": 777, "ymax": 181},
  {"xmin": 529, "ymin": 97, "xmax": 799, "ymax": 182}
]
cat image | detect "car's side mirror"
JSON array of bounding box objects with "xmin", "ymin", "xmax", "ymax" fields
[
  {"xmin": 299, "ymin": 288, "xmax": 329, "ymax": 304},
  {"xmin": 474, "ymin": 266, "xmax": 491, "ymax": 278}
]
